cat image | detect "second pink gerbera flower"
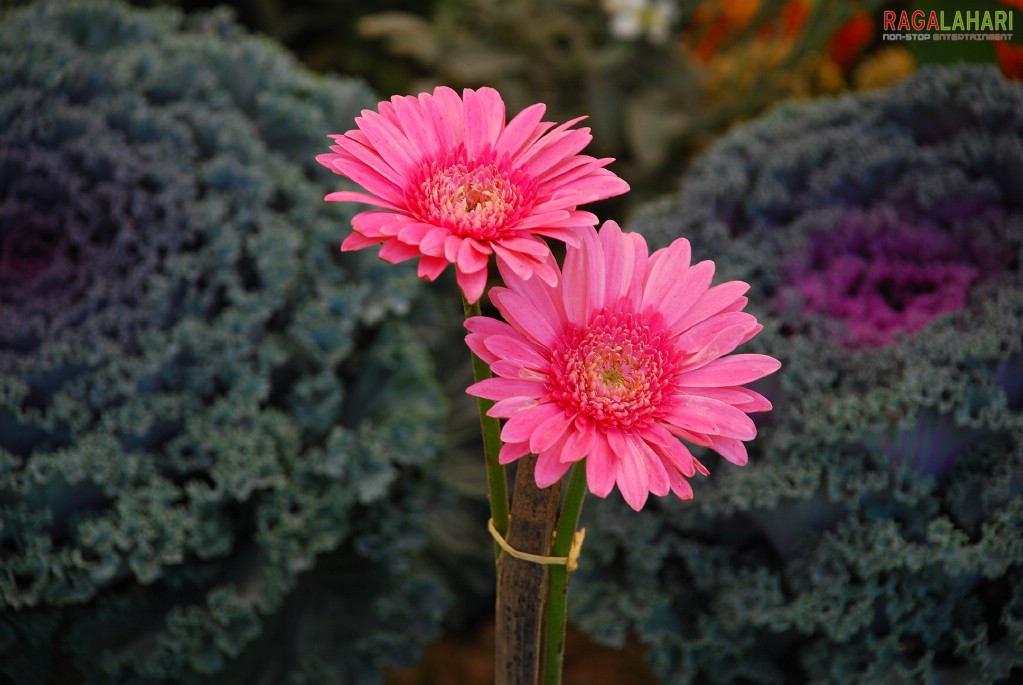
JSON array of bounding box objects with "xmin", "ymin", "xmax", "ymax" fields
[
  {"xmin": 317, "ymin": 87, "xmax": 630, "ymax": 303},
  {"xmin": 466, "ymin": 221, "xmax": 781, "ymax": 510}
]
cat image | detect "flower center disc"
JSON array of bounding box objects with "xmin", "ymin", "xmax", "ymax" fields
[
  {"xmin": 549, "ymin": 308, "xmax": 681, "ymax": 429},
  {"xmin": 411, "ymin": 148, "xmax": 536, "ymax": 240}
]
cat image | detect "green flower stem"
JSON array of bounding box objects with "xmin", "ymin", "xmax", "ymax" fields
[
  {"xmin": 462, "ymin": 295, "xmax": 511, "ymax": 558},
  {"xmin": 541, "ymin": 462, "xmax": 588, "ymax": 685}
]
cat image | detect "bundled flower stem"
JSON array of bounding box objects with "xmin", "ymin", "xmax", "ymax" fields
[{"xmin": 495, "ymin": 456, "xmax": 563, "ymax": 684}]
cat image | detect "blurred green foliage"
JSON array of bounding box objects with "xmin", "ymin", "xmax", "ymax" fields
[
  {"xmin": 112, "ymin": 0, "xmax": 1021, "ymax": 215},
  {"xmin": 0, "ymin": 1, "xmax": 458, "ymax": 682},
  {"xmin": 123, "ymin": 0, "xmax": 442, "ymax": 96},
  {"xmin": 120, "ymin": 0, "xmax": 911, "ymax": 213}
]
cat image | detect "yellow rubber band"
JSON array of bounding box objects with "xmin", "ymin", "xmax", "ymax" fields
[{"xmin": 487, "ymin": 518, "xmax": 586, "ymax": 573}]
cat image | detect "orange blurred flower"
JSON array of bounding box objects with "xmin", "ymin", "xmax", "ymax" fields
[
  {"xmin": 779, "ymin": 0, "xmax": 810, "ymax": 38},
  {"xmin": 829, "ymin": 11, "xmax": 874, "ymax": 71},
  {"xmin": 995, "ymin": 41, "xmax": 1023, "ymax": 81},
  {"xmin": 688, "ymin": 0, "xmax": 808, "ymax": 61}
]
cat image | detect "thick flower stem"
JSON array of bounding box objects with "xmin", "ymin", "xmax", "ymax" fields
[
  {"xmin": 462, "ymin": 295, "xmax": 511, "ymax": 556},
  {"xmin": 541, "ymin": 463, "xmax": 588, "ymax": 685},
  {"xmin": 495, "ymin": 455, "xmax": 563, "ymax": 685}
]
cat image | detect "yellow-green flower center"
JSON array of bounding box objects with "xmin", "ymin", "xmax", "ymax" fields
[
  {"xmin": 410, "ymin": 148, "xmax": 538, "ymax": 241},
  {"xmin": 548, "ymin": 308, "xmax": 683, "ymax": 430}
]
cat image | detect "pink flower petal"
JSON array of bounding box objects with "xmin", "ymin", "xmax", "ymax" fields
[
  {"xmin": 644, "ymin": 424, "xmax": 697, "ymax": 477},
  {"xmin": 643, "ymin": 237, "xmax": 693, "ymax": 309},
  {"xmin": 666, "ymin": 425, "xmax": 712, "ymax": 448},
  {"xmin": 609, "ymin": 430, "xmax": 650, "ymax": 511},
  {"xmin": 733, "ymin": 387, "xmax": 773, "ymax": 412},
  {"xmin": 530, "ymin": 257, "xmax": 560, "ymax": 288},
  {"xmin": 487, "ymin": 396, "xmax": 540, "ymax": 419},
  {"xmin": 642, "ymin": 441, "xmax": 671, "ymax": 497},
  {"xmin": 528, "ymin": 224, "xmax": 586, "ymax": 247},
  {"xmin": 463, "ymin": 86, "xmax": 506, "ymax": 157},
  {"xmin": 491, "ymin": 288, "xmax": 560, "ymax": 347},
  {"xmin": 548, "ymin": 167, "xmax": 631, "ymax": 204},
  {"xmin": 391, "ymin": 94, "xmax": 442, "ymax": 160},
  {"xmin": 694, "ymin": 457, "xmax": 710, "ymax": 476},
  {"xmin": 396, "ymin": 222, "xmax": 435, "ymax": 244},
  {"xmin": 496, "ymin": 235, "xmax": 551, "ymax": 258},
  {"xmin": 677, "ymin": 320, "xmax": 759, "ymax": 372},
  {"xmin": 484, "ymin": 334, "xmax": 548, "ymax": 370},
  {"xmin": 466, "ymin": 376, "xmax": 544, "ymax": 401},
  {"xmin": 679, "ymin": 354, "xmax": 782, "ymax": 388},
  {"xmin": 709, "ymin": 435, "xmax": 748, "ymax": 466},
  {"xmin": 341, "ymin": 231, "xmax": 383, "ymax": 251},
  {"xmin": 465, "ymin": 314, "xmax": 519, "ymax": 338},
  {"xmin": 542, "ymin": 157, "xmax": 628, "ymax": 200},
  {"xmin": 676, "ymin": 386, "xmax": 760, "ymax": 407},
  {"xmin": 562, "ymin": 226, "xmax": 604, "ymax": 325},
  {"xmin": 353, "ymin": 211, "xmax": 416, "ymax": 237},
  {"xmin": 660, "ymin": 396, "xmax": 720, "ymax": 435},
  {"xmin": 495, "ymin": 102, "xmax": 548, "ymax": 160},
  {"xmin": 378, "ymin": 240, "xmax": 420, "ymax": 264},
  {"xmin": 491, "ymin": 360, "xmax": 535, "ymax": 379},
  {"xmin": 417, "ymin": 227, "xmax": 448, "ymax": 257},
  {"xmin": 323, "ymin": 189, "xmax": 402, "ymax": 211},
  {"xmin": 521, "ymin": 121, "xmax": 592, "ymax": 178},
  {"xmin": 322, "ymin": 157, "xmax": 406, "ymax": 206},
  {"xmin": 492, "ymin": 242, "xmax": 543, "ymax": 282},
  {"xmin": 676, "ymin": 312, "xmax": 758, "ymax": 357},
  {"xmin": 457, "ymin": 265, "xmax": 489, "ymax": 304},
  {"xmin": 465, "ymin": 329, "xmax": 499, "ymax": 362},
  {"xmin": 499, "ymin": 440, "xmax": 530, "ymax": 465},
  {"xmin": 597, "ymin": 221, "xmax": 637, "ymax": 306},
  {"xmin": 664, "ymin": 395, "xmax": 757, "ymax": 440},
  {"xmin": 529, "ymin": 409, "xmax": 574, "ymax": 454},
  {"xmin": 457, "ymin": 239, "xmax": 489, "ymax": 273},
  {"xmin": 667, "ymin": 469, "xmax": 695, "ymax": 500},
  {"xmin": 623, "ymin": 231, "xmax": 650, "ymax": 302},
  {"xmin": 417, "ymin": 255, "xmax": 448, "ymax": 281},
  {"xmin": 585, "ymin": 435, "xmax": 617, "ymax": 498},
  {"xmin": 335, "ymin": 123, "xmax": 415, "ymax": 186},
  {"xmin": 502, "ymin": 402, "xmax": 565, "ymax": 443},
  {"xmin": 671, "ymin": 280, "xmax": 751, "ymax": 332},
  {"xmin": 428, "ymin": 86, "xmax": 465, "ymax": 145},
  {"xmin": 535, "ymin": 444, "xmax": 573, "ymax": 487},
  {"xmin": 560, "ymin": 418, "xmax": 597, "ymax": 463},
  {"xmin": 644, "ymin": 258, "xmax": 713, "ymax": 321},
  {"xmin": 444, "ymin": 235, "xmax": 462, "ymax": 263}
]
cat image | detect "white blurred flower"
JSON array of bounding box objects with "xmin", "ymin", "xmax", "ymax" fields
[{"xmin": 604, "ymin": 0, "xmax": 678, "ymax": 44}]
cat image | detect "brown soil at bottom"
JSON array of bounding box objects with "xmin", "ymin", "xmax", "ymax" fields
[{"xmin": 385, "ymin": 619, "xmax": 659, "ymax": 685}]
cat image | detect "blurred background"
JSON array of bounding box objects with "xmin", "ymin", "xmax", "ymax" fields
[
  {"xmin": 2, "ymin": 1, "xmax": 1022, "ymax": 684},
  {"xmin": 121, "ymin": 0, "xmax": 1022, "ymax": 213}
]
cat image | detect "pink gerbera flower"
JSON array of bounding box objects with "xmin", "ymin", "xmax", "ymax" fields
[
  {"xmin": 466, "ymin": 221, "xmax": 781, "ymax": 510},
  {"xmin": 317, "ymin": 86, "xmax": 630, "ymax": 303}
]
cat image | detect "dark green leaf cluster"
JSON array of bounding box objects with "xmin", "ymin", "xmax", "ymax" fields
[
  {"xmin": 0, "ymin": 1, "xmax": 449, "ymax": 683},
  {"xmin": 575, "ymin": 67, "xmax": 1023, "ymax": 685}
]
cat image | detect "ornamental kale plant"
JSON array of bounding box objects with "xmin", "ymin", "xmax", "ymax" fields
[
  {"xmin": 572, "ymin": 65, "xmax": 1023, "ymax": 685},
  {"xmin": 0, "ymin": 1, "xmax": 451, "ymax": 683}
]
